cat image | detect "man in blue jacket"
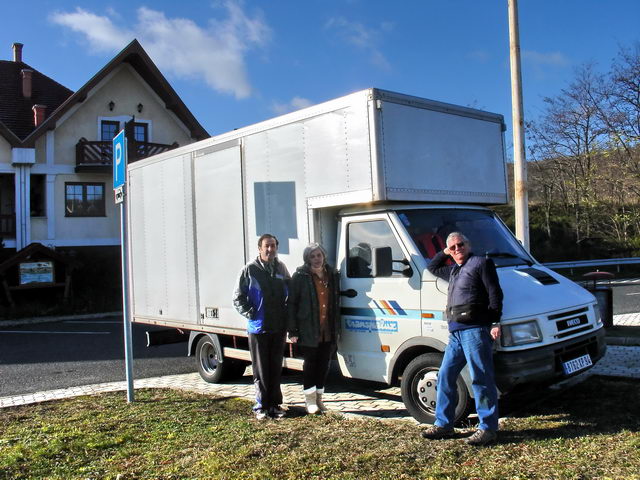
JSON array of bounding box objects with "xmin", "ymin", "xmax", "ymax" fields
[
  {"xmin": 422, "ymin": 232, "xmax": 503, "ymax": 446},
  {"xmin": 233, "ymin": 234, "xmax": 290, "ymax": 420}
]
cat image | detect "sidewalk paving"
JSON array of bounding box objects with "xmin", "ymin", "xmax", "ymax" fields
[
  {"xmin": 2, "ymin": 314, "xmax": 639, "ymax": 421},
  {"xmin": 609, "ymin": 312, "xmax": 640, "ymax": 326}
]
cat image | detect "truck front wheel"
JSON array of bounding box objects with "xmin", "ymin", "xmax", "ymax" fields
[
  {"xmin": 400, "ymin": 353, "xmax": 471, "ymax": 425},
  {"xmin": 195, "ymin": 335, "xmax": 246, "ymax": 383}
]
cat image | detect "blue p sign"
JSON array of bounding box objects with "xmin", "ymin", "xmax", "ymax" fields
[{"xmin": 113, "ymin": 130, "xmax": 127, "ymax": 190}]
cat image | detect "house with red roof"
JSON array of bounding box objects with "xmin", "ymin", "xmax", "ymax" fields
[{"xmin": 0, "ymin": 39, "xmax": 208, "ymax": 254}]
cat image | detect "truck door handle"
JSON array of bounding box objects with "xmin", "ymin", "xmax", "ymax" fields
[{"xmin": 340, "ymin": 289, "xmax": 358, "ymax": 298}]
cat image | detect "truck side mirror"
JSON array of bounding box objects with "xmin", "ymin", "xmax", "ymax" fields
[{"xmin": 371, "ymin": 246, "xmax": 393, "ymax": 277}]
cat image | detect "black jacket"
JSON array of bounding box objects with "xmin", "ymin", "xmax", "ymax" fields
[
  {"xmin": 287, "ymin": 264, "xmax": 340, "ymax": 347},
  {"xmin": 233, "ymin": 257, "xmax": 290, "ymax": 334},
  {"xmin": 428, "ymin": 251, "xmax": 503, "ymax": 331}
]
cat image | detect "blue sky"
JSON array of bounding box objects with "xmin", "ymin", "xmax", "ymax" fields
[{"xmin": 3, "ymin": 0, "xmax": 639, "ymax": 146}]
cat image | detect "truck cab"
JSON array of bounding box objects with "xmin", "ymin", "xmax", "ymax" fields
[{"xmin": 335, "ymin": 203, "xmax": 606, "ymax": 423}]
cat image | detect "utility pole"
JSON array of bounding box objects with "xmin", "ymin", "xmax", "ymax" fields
[{"xmin": 508, "ymin": 0, "xmax": 530, "ymax": 251}]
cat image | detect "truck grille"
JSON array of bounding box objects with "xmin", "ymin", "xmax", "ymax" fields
[{"xmin": 548, "ymin": 307, "xmax": 592, "ymax": 339}]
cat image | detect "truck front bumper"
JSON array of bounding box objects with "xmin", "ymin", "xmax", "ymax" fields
[{"xmin": 494, "ymin": 327, "xmax": 606, "ymax": 392}]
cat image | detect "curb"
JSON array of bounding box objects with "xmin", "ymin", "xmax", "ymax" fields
[
  {"xmin": 605, "ymin": 336, "xmax": 640, "ymax": 346},
  {"xmin": 0, "ymin": 312, "xmax": 122, "ymax": 327}
]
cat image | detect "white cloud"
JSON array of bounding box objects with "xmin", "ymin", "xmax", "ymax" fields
[
  {"xmin": 522, "ymin": 50, "xmax": 570, "ymax": 67},
  {"xmin": 50, "ymin": 8, "xmax": 131, "ymax": 53},
  {"xmin": 521, "ymin": 50, "xmax": 571, "ymax": 80},
  {"xmin": 271, "ymin": 96, "xmax": 313, "ymax": 115},
  {"xmin": 325, "ymin": 16, "xmax": 392, "ymax": 70},
  {"xmin": 49, "ymin": 1, "xmax": 271, "ymax": 99},
  {"xmin": 467, "ymin": 49, "xmax": 491, "ymax": 63}
]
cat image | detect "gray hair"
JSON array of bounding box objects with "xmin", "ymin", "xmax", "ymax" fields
[
  {"xmin": 446, "ymin": 232, "xmax": 471, "ymax": 249},
  {"xmin": 303, "ymin": 243, "xmax": 328, "ymax": 266}
]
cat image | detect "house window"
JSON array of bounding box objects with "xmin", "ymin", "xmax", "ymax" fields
[
  {"xmin": 30, "ymin": 174, "xmax": 46, "ymax": 217},
  {"xmin": 133, "ymin": 122, "xmax": 148, "ymax": 142},
  {"xmin": 65, "ymin": 183, "xmax": 105, "ymax": 217},
  {"xmin": 101, "ymin": 120, "xmax": 120, "ymax": 141}
]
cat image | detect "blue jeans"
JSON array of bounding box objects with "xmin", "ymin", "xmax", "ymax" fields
[{"xmin": 435, "ymin": 326, "xmax": 499, "ymax": 431}]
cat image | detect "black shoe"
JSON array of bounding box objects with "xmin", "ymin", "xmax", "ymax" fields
[
  {"xmin": 465, "ymin": 429, "xmax": 497, "ymax": 446},
  {"xmin": 269, "ymin": 406, "xmax": 285, "ymax": 419},
  {"xmin": 421, "ymin": 425, "xmax": 455, "ymax": 439}
]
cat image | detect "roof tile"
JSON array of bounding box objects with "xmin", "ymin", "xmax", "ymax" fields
[{"xmin": 0, "ymin": 60, "xmax": 73, "ymax": 140}]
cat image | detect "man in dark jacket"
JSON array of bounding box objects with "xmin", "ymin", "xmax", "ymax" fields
[
  {"xmin": 422, "ymin": 232, "xmax": 503, "ymax": 446},
  {"xmin": 233, "ymin": 234, "xmax": 290, "ymax": 420}
]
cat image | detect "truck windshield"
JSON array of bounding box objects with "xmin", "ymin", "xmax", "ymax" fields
[{"xmin": 397, "ymin": 208, "xmax": 533, "ymax": 267}]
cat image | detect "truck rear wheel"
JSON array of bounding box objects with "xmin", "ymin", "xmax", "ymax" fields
[
  {"xmin": 400, "ymin": 352, "xmax": 471, "ymax": 425},
  {"xmin": 195, "ymin": 335, "xmax": 246, "ymax": 383}
]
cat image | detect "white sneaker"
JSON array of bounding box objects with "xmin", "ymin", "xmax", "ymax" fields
[
  {"xmin": 316, "ymin": 388, "xmax": 328, "ymax": 413},
  {"xmin": 305, "ymin": 390, "xmax": 319, "ymax": 414}
]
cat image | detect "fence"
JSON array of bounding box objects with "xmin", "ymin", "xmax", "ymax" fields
[{"xmin": 543, "ymin": 257, "xmax": 640, "ymax": 276}]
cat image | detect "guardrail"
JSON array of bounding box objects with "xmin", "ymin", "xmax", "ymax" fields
[{"xmin": 543, "ymin": 257, "xmax": 640, "ymax": 275}]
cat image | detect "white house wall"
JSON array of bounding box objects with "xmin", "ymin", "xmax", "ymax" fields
[
  {"xmin": 0, "ymin": 136, "xmax": 11, "ymax": 165},
  {"xmin": 21, "ymin": 63, "xmax": 197, "ymax": 249},
  {"xmin": 45, "ymin": 173, "xmax": 118, "ymax": 246},
  {"xmin": 34, "ymin": 134, "xmax": 47, "ymax": 165}
]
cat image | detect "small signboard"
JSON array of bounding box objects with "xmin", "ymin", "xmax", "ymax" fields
[
  {"xmin": 19, "ymin": 261, "xmax": 54, "ymax": 285},
  {"xmin": 114, "ymin": 186, "xmax": 124, "ymax": 204}
]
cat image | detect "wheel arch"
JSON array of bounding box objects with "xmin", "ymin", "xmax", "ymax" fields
[
  {"xmin": 188, "ymin": 331, "xmax": 222, "ymax": 358},
  {"xmin": 388, "ymin": 336, "xmax": 473, "ymax": 395},
  {"xmin": 388, "ymin": 337, "xmax": 446, "ymax": 385}
]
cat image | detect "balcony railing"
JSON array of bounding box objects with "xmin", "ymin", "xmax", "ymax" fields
[{"xmin": 75, "ymin": 139, "xmax": 179, "ymax": 172}]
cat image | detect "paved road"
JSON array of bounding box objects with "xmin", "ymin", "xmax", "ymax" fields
[
  {"xmin": 0, "ymin": 316, "xmax": 195, "ymax": 397},
  {"xmin": 611, "ymin": 279, "xmax": 640, "ymax": 314},
  {"xmin": 1, "ymin": 279, "xmax": 637, "ymax": 399}
]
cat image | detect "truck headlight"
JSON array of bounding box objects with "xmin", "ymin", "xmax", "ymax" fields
[
  {"xmin": 594, "ymin": 304, "xmax": 603, "ymax": 326},
  {"xmin": 501, "ymin": 321, "xmax": 542, "ymax": 347}
]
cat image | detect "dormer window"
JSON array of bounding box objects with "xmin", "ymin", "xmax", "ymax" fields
[
  {"xmin": 132, "ymin": 122, "xmax": 148, "ymax": 142},
  {"xmin": 101, "ymin": 120, "xmax": 120, "ymax": 141},
  {"xmin": 99, "ymin": 119, "xmax": 149, "ymax": 142}
]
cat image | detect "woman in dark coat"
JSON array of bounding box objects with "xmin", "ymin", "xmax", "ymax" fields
[{"xmin": 288, "ymin": 243, "xmax": 340, "ymax": 414}]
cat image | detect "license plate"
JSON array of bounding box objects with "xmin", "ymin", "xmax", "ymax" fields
[{"xmin": 562, "ymin": 354, "xmax": 593, "ymax": 375}]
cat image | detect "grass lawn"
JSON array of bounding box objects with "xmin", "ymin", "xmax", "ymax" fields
[{"xmin": 1, "ymin": 376, "xmax": 639, "ymax": 480}]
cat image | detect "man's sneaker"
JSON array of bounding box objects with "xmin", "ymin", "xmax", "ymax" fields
[
  {"xmin": 421, "ymin": 425, "xmax": 455, "ymax": 439},
  {"xmin": 254, "ymin": 409, "xmax": 268, "ymax": 420},
  {"xmin": 270, "ymin": 406, "xmax": 285, "ymax": 419},
  {"xmin": 465, "ymin": 429, "xmax": 497, "ymax": 446}
]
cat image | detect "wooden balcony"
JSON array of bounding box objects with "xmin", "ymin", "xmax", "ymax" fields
[{"xmin": 75, "ymin": 139, "xmax": 179, "ymax": 173}]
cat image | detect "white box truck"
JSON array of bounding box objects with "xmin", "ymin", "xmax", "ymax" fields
[{"xmin": 127, "ymin": 88, "xmax": 606, "ymax": 424}]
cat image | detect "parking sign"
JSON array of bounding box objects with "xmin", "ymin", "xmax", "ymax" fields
[{"xmin": 113, "ymin": 130, "xmax": 127, "ymax": 190}]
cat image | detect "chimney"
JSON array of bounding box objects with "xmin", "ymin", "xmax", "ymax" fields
[
  {"xmin": 21, "ymin": 69, "xmax": 33, "ymax": 98},
  {"xmin": 32, "ymin": 104, "xmax": 46, "ymax": 127},
  {"xmin": 12, "ymin": 43, "xmax": 23, "ymax": 62}
]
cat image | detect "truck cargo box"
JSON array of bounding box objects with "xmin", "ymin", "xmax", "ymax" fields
[{"xmin": 127, "ymin": 88, "xmax": 507, "ymax": 328}]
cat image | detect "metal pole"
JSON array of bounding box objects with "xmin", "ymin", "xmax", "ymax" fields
[
  {"xmin": 508, "ymin": 0, "xmax": 530, "ymax": 251},
  {"xmin": 120, "ymin": 186, "xmax": 134, "ymax": 402}
]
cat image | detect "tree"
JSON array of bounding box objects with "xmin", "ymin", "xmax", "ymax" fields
[
  {"xmin": 528, "ymin": 65, "xmax": 608, "ymax": 245},
  {"xmin": 598, "ymin": 43, "xmax": 640, "ymax": 182}
]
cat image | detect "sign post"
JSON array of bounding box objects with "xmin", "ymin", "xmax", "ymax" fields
[{"xmin": 113, "ymin": 130, "xmax": 134, "ymax": 402}]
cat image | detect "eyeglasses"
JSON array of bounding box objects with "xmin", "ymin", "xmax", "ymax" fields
[{"xmin": 448, "ymin": 242, "xmax": 465, "ymax": 251}]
